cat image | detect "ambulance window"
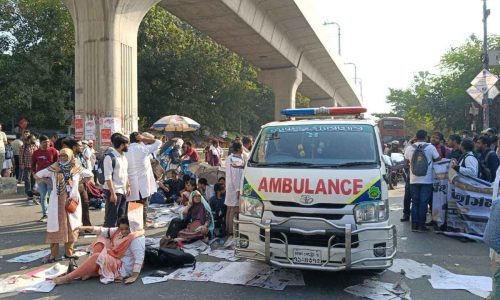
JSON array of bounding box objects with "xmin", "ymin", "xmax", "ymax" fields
[{"xmin": 249, "ymin": 124, "xmax": 378, "ymax": 167}]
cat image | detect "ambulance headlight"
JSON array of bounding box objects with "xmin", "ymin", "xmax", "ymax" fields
[
  {"xmin": 354, "ymin": 200, "xmax": 388, "ymax": 223},
  {"xmin": 240, "ymin": 196, "xmax": 264, "ymax": 218}
]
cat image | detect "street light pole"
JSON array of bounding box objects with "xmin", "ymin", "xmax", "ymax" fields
[
  {"xmin": 345, "ymin": 62, "xmax": 357, "ymax": 84},
  {"xmin": 323, "ymin": 21, "xmax": 341, "ymax": 56},
  {"xmin": 482, "ymin": 0, "xmax": 490, "ymax": 129}
]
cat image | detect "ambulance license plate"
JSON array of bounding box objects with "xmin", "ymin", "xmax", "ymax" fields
[{"xmin": 292, "ymin": 249, "xmax": 322, "ymax": 265}]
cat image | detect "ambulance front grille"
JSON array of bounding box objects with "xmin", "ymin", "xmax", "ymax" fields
[
  {"xmin": 271, "ymin": 211, "xmax": 343, "ymax": 220},
  {"xmin": 259, "ymin": 229, "xmax": 359, "ymax": 248}
]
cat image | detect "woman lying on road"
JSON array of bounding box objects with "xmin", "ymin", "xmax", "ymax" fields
[
  {"xmin": 34, "ymin": 148, "xmax": 93, "ymax": 262},
  {"xmin": 177, "ymin": 190, "xmax": 214, "ymax": 243},
  {"xmin": 54, "ymin": 216, "xmax": 145, "ymax": 285}
]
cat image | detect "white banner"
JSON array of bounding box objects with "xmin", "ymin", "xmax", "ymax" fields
[{"xmin": 432, "ymin": 164, "xmax": 493, "ymax": 239}]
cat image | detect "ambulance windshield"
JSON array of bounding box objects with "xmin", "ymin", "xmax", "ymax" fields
[{"xmin": 249, "ymin": 124, "xmax": 379, "ymax": 167}]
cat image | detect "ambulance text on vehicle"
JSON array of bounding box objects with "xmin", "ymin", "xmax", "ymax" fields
[{"xmin": 234, "ymin": 106, "xmax": 397, "ymax": 271}]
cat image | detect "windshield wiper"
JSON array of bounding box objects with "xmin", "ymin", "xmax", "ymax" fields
[
  {"xmin": 330, "ymin": 161, "xmax": 378, "ymax": 168},
  {"xmin": 254, "ymin": 162, "xmax": 315, "ymax": 167}
]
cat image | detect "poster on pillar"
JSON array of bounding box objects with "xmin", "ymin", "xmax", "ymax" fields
[
  {"xmin": 74, "ymin": 115, "xmax": 84, "ymax": 140},
  {"xmin": 84, "ymin": 118, "xmax": 96, "ymax": 141}
]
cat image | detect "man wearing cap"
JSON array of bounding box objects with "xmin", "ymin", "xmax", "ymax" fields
[{"xmin": 126, "ymin": 132, "xmax": 162, "ymax": 224}]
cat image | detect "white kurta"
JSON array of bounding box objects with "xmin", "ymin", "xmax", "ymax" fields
[
  {"xmin": 36, "ymin": 167, "xmax": 93, "ymax": 232},
  {"xmin": 125, "ymin": 140, "xmax": 162, "ymax": 201},
  {"xmin": 224, "ymin": 154, "xmax": 245, "ymax": 207}
]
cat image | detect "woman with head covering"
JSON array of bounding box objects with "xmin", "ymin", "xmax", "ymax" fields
[
  {"xmin": 34, "ymin": 148, "xmax": 93, "ymax": 262},
  {"xmin": 54, "ymin": 216, "xmax": 145, "ymax": 285},
  {"xmin": 177, "ymin": 190, "xmax": 214, "ymax": 243}
]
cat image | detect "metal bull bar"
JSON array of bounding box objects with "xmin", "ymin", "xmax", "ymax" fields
[{"xmin": 234, "ymin": 216, "xmax": 397, "ymax": 271}]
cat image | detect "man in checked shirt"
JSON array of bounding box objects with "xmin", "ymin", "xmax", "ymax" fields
[{"xmin": 20, "ymin": 133, "xmax": 39, "ymax": 205}]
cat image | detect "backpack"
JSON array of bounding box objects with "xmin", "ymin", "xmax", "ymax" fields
[
  {"xmin": 410, "ymin": 144, "xmax": 430, "ymax": 176},
  {"xmin": 479, "ymin": 151, "xmax": 495, "ymax": 182},
  {"xmin": 144, "ymin": 246, "xmax": 196, "ymax": 268},
  {"xmin": 96, "ymin": 151, "xmax": 116, "ymax": 185}
]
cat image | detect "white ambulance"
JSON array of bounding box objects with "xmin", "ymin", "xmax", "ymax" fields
[{"xmin": 234, "ymin": 107, "xmax": 397, "ymax": 271}]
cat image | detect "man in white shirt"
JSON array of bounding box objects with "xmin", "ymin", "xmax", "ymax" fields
[
  {"xmin": 125, "ymin": 132, "xmax": 161, "ymax": 225},
  {"xmin": 225, "ymin": 142, "xmax": 245, "ymax": 240},
  {"xmin": 404, "ymin": 130, "xmax": 440, "ymax": 232},
  {"xmin": 452, "ymin": 139, "xmax": 479, "ymax": 178},
  {"xmin": 242, "ymin": 136, "xmax": 253, "ymax": 163},
  {"xmin": 103, "ymin": 134, "xmax": 130, "ymax": 227}
]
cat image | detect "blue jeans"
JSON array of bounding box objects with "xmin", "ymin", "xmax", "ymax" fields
[
  {"xmin": 38, "ymin": 182, "xmax": 52, "ymax": 216},
  {"xmin": 409, "ymin": 184, "xmax": 433, "ymax": 226}
]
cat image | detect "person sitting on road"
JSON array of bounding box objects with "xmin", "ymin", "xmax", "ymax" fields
[
  {"xmin": 179, "ymin": 178, "xmax": 196, "ymax": 206},
  {"xmin": 157, "ymin": 169, "xmax": 185, "ymax": 203},
  {"xmin": 198, "ymin": 177, "xmax": 214, "ymax": 201},
  {"xmin": 54, "ymin": 216, "xmax": 145, "ymax": 285},
  {"xmin": 180, "ymin": 141, "xmax": 199, "ymax": 164},
  {"xmin": 177, "ymin": 190, "xmax": 214, "ymax": 243},
  {"xmin": 209, "ymin": 183, "xmax": 227, "ymax": 237}
]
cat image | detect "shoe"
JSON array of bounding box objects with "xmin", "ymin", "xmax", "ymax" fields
[
  {"xmin": 411, "ymin": 224, "xmax": 418, "ymax": 232},
  {"xmin": 425, "ymin": 221, "xmax": 435, "ymax": 226},
  {"xmin": 33, "ymin": 197, "xmax": 40, "ymax": 205},
  {"xmin": 418, "ymin": 225, "xmax": 430, "ymax": 232},
  {"xmin": 400, "ymin": 214, "xmax": 410, "ymax": 222},
  {"xmin": 39, "ymin": 215, "xmax": 47, "ymax": 223},
  {"xmin": 27, "ymin": 200, "xmax": 34, "ymax": 206}
]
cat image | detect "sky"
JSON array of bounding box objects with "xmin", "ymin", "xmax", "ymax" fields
[{"xmin": 311, "ymin": 0, "xmax": 500, "ymax": 114}]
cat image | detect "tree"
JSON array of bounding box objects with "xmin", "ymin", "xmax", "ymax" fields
[
  {"xmin": 385, "ymin": 35, "xmax": 500, "ymax": 135},
  {"xmin": 0, "ymin": 0, "xmax": 74, "ymax": 130}
]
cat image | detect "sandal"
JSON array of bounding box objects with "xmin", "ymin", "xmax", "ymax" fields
[
  {"xmin": 53, "ymin": 275, "xmax": 72, "ymax": 285},
  {"xmin": 64, "ymin": 255, "xmax": 79, "ymax": 260}
]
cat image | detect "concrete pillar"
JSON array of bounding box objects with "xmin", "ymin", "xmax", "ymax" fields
[
  {"xmin": 259, "ymin": 67, "xmax": 303, "ymax": 121},
  {"xmin": 65, "ymin": 0, "xmax": 160, "ymax": 147},
  {"xmin": 309, "ymin": 98, "xmax": 336, "ymax": 108}
]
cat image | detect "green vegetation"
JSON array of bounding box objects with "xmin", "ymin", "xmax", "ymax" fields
[
  {"xmin": 0, "ymin": 1, "xmax": 290, "ymax": 135},
  {"xmin": 375, "ymin": 35, "xmax": 500, "ymax": 136}
]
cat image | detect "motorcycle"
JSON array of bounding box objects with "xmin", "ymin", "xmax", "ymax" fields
[{"xmin": 388, "ymin": 153, "xmax": 406, "ymax": 190}]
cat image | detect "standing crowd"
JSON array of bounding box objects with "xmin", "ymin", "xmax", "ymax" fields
[
  {"xmin": 0, "ymin": 123, "xmax": 254, "ymax": 285},
  {"xmin": 387, "ymin": 128, "xmax": 500, "ymax": 298}
]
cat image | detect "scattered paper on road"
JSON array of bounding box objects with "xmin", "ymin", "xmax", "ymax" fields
[
  {"xmin": 7, "ymin": 250, "xmax": 50, "ymax": 263},
  {"xmin": 17, "ymin": 280, "xmax": 56, "ymax": 293},
  {"xmin": 211, "ymin": 261, "xmax": 270, "ymax": 285},
  {"xmin": 145, "ymin": 237, "xmax": 161, "ymax": 249},
  {"xmin": 344, "ymin": 279, "xmax": 411, "ymax": 300},
  {"xmin": 0, "ymin": 275, "xmax": 45, "ymax": 294},
  {"xmin": 389, "ymin": 259, "xmax": 432, "ymax": 279},
  {"xmin": 32, "ymin": 263, "xmax": 67, "ymax": 279},
  {"xmin": 247, "ymin": 267, "xmax": 305, "ymax": 290},
  {"xmin": 168, "ymin": 262, "xmax": 229, "ymax": 282},
  {"xmin": 428, "ymin": 264, "xmax": 492, "ymax": 298},
  {"xmin": 141, "ymin": 276, "xmax": 169, "ymax": 285},
  {"xmin": 205, "ymin": 249, "xmax": 239, "ymax": 261}
]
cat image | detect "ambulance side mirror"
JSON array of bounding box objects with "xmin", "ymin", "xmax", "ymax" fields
[{"xmin": 382, "ymin": 155, "xmax": 392, "ymax": 167}]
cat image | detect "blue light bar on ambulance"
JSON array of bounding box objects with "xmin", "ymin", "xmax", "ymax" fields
[{"xmin": 281, "ymin": 106, "xmax": 367, "ymax": 117}]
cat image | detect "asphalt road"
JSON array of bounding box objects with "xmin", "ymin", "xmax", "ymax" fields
[{"xmin": 0, "ymin": 186, "xmax": 491, "ymax": 300}]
